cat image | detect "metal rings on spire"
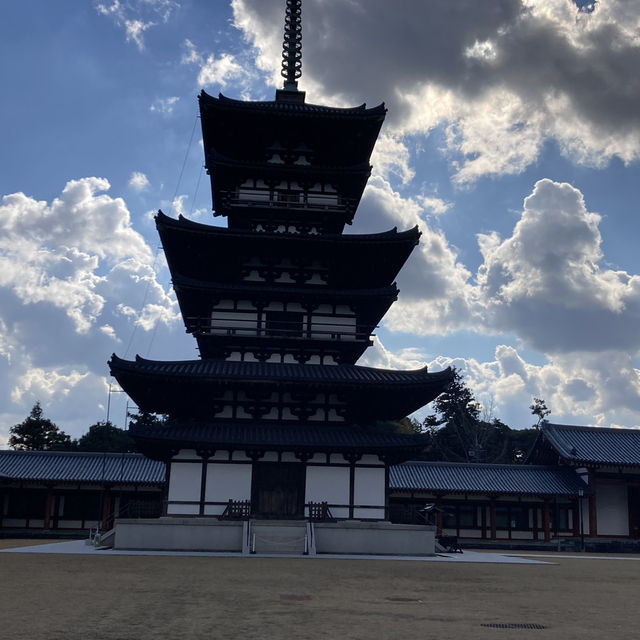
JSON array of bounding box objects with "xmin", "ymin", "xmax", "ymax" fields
[{"xmin": 281, "ymin": 0, "xmax": 302, "ymax": 90}]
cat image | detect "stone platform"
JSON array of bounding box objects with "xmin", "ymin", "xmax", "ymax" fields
[{"xmin": 111, "ymin": 518, "xmax": 435, "ymax": 556}]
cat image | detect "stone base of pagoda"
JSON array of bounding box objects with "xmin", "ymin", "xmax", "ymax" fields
[{"xmin": 111, "ymin": 517, "xmax": 435, "ymax": 555}]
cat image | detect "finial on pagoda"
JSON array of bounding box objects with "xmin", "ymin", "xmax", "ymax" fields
[{"xmin": 276, "ymin": 0, "xmax": 306, "ymax": 103}]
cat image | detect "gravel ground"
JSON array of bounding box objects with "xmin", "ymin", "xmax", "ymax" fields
[{"xmin": 0, "ymin": 540, "xmax": 638, "ymax": 640}]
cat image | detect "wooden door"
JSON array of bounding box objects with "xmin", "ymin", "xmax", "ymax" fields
[{"xmin": 251, "ymin": 462, "xmax": 306, "ymax": 519}]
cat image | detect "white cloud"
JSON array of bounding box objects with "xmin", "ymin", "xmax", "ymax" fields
[
  {"xmin": 150, "ymin": 96, "xmax": 179, "ymax": 115},
  {"xmin": 0, "ymin": 178, "xmax": 182, "ymax": 439},
  {"xmin": 95, "ymin": 0, "xmax": 179, "ymax": 50},
  {"xmin": 417, "ymin": 195, "xmax": 452, "ymax": 216},
  {"xmin": 11, "ymin": 367, "xmax": 90, "ymax": 404},
  {"xmin": 128, "ymin": 171, "xmax": 150, "ymax": 191},
  {"xmin": 233, "ymin": 0, "xmax": 640, "ymax": 182},
  {"xmin": 370, "ymin": 135, "xmax": 414, "ymax": 186},
  {"xmin": 181, "ymin": 40, "xmax": 248, "ymax": 89},
  {"xmin": 476, "ymin": 179, "xmax": 640, "ymax": 354}
]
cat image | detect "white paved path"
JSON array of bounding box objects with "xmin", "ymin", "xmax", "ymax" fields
[{"xmin": 1, "ymin": 539, "xmax": 550, "ymax": 563}]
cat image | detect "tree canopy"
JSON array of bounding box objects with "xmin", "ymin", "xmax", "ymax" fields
[
  {"xmin": 8, "ymin": 402, "xmax": 74, "ymax": 451},
  {"xmin": 422, "ymin": 369, "xmax": 538, "ymax": 463},
  {"xmin": 75, "ymin": 421, "xmax": 135, "ymax": 453}
]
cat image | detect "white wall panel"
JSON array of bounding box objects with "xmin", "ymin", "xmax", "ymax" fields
[
  {"xmin": 168, "ymin": 462, "xmax": 201, "ymax": 502},
  {"xmin": 354, "ymin": 467, "xmax": 385, "ymax": 506},
  {"xmin": 596, "ymin": 484, "xmax": 629, "ymax": 536},
  {"xmin": 205, "ymin": 464, "xmax": 252, "ymax": 503},
  {"xmin": 305, "ymin": 466, "xmax": 349, "ymax": 505}
]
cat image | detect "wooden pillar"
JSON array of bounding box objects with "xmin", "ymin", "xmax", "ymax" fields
[
  {"xmin": 588, "ymin": 471, "xmax": 598, "ymax": 538},
  {"xmin": 348, "ymin": 462, "xmax": 355, "ymax": 519},
  {"xmin": 572, "ymin": 499, "xmax": 580, "ymax": 538},
  {"xmin": 434, "ymin": 497, "xmax": 443, "ymax": 536},
  {"xmin": 543, "ymin": 501, "xmax": 551, "ymax": 542},
  {"xmin": 43, "ymin": 489, "xmax": 53, "ymax": 531},
  {"xmin": 199, "ymin": 457, "xmax": 208, "ymax": 516},
  {"xmin": 489, "ymin": 499, "xmax": 496, "ymax": 540},
  {"xmin": 384, "ymin": 464, "xmax": 390, "ymax": 521},
  {"xmin": 344, "ymin": 452, "xmax": 360, "ymax": 520},
  {"xmin": 480, "ymin": 502, "xmax": 487, "ymax": 539},
  {"xmin": 101, "ymin": 489, "xmax": 112, "ymax": 531}
]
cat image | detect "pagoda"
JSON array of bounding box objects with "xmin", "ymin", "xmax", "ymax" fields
[{"xmin": 109, "ymin": 0, "xmax": 453, "ymax": 524}]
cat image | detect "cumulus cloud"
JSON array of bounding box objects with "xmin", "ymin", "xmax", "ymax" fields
[
  {"xmin": 0, "ymin": 178, "xmax": 181, "ymax": 439},
  {"xmin": 432, "ymin": 345, "xmax": 640, "ymax": 429},
  {"xmin": 353, "ymin": 174, "xmax": 640, "ymax": 427},
  {"xmin": 352, "ymin": 176, "xmax": 475, "ymax": 334},
  {"xmin": 128, "ymin": 171, "xmax": 150, "ymax": 191},
  {"xmin": 476, "ymin": 179, "xmax": 640, "ymax": 354},
  {"xmin": 182, "ymin": 40, "xmax": 249, "ymax": 90},
  {"xmin": 233, "ymin": 0, "xmax": 640, "ymax": 181}
]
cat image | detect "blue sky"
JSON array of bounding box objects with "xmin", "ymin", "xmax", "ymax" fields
[{"xmin": 1, "ymin": 0, "xmax": 640, "ymax": 443}]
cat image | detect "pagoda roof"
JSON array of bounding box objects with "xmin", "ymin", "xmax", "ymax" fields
[
  {"xmin": 131, "ymin": 421, "xmax": 428, "ymax": 460},
  {"xmin": 157, "ymin": 210, "xmax": 419, "ymax": 244},
  {"xmin": 528, "ymin": 423, "xmax": 640, "ymax": 468},
  {"xmin": 156, "ymin": 211, "xmax": 420, "ymax": 289},
  {"xmin": 109, "ymin": 355, "xmax": 453, "ymax": 423},
  {"xmin": 202, "ymin": 91, "xmax": 387, "ymax": 119},
  {"xmin": 110, "ymin": 355, "xmax": 449, "ymax": 386},
  {"xmin": 199, "ymin": 91, "xmax": 385, "ymax": 170}
]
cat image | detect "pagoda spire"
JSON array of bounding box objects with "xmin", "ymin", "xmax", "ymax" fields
[{"xmin": 281, "ymin": 0, "xmax": 302, "ymax": 92}]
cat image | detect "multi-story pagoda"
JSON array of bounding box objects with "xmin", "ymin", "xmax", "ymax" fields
[{"xmin": 109, "ymin": 0, "xmax": 453, "ymax": 525}]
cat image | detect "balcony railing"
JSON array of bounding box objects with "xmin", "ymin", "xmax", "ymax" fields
[{"xmin": 187, "ymin": 317, "xmax": 372, "ymax": 342}]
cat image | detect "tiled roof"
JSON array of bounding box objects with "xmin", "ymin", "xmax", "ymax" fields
[
  {"xmin": 389, "ymin": 461, "xmax": 588, "ymax": 496},
  {"xmin": 156, "ymin": 210, "xmax": 420, "ymax": 245},
  {"xmin": 110, "ymin": 355, "xmax": 453, "ymax": 387},
  {"xmin": 541, "ymin": 423, "xmax": 640, "ymax": 467},
  {"xmin": 132, "ymin": 422, "xmax": 428, "ymax": 452},
  {"xmin": 0, "ymin": 450, "xmax": 165, "ymax": 485},
  {"xmin": 203, "ymin": 90, "xmax": 387, "ymax": 117}
]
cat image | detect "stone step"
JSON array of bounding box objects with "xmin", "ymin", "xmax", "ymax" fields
[{"xmin": 250, "ymin": 521, "xmax": 308, "ymax": 555}]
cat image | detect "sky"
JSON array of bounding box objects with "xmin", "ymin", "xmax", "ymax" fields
[{"xmin": 1, "ymin": 0, "xmax": 640, "ymax": 445}]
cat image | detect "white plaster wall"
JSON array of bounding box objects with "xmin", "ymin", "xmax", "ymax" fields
[
  {"xmin": 168, "ymin": 462, "xmax": 201, "ymax": 514},
  {"xmin": 306, "ymin": 466, "xmax": 349, "ymax": 507},
  {"xmin": 359, "ymin": 455, "xmax": 383, "ymax": 466},
  {"xmin": 204, "ymin": 464, "xmax": 252, "ymax": 515},
  {"xmin": 354, "ymin": 467, "xmax": 385, "ymax": 506},
  {"xmin": 596, "ymin": 484, "xmax": 629, "ymax": 536},
  {"xmin": 169, "ymin": 463, "xmax": 201, "ymax": 501}
]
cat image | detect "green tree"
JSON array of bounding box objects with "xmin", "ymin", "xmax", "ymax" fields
[
  {"xmin": 127, "ymin": 410, "xmax": 166, "ymax": 430},
  {"xmin": 76, "ymin": 420, "xmax": 135, "ymax": 452},
  {"xmin": 375, "ymin": 417, "xmax": 423, "ymax": 436},
  {"xmin": 530, "ymin": 397, "xmax": 551, "ymax": 428},
  {"xmin": 422, "ymin": 369, "xmax": 489, "ymax": 462},
  {"xmin": 422, "ymin": 370, "xmax": 533, "ymax": 463},
  {"xmin": 8, "ymin": 402, "xmax": 74, "ymax": 451},
  {"xmin": 508, "ymin": 427, "xmax": 539, "ymax": 462}
]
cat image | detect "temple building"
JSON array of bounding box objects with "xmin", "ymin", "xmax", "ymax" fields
[{"xmin": 108, "ymin": 0, "xmax": 452, "ymax": 551}]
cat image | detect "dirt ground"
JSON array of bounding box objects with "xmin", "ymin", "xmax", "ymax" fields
[{"xmin": 1, "ymin": 541, "xmax": 639, "ymax": 640}]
